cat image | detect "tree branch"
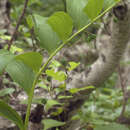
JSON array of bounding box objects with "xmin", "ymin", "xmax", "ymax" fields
[{"xmin": 7, "ymin": 0, "xmax": 29, "ymax": 50}]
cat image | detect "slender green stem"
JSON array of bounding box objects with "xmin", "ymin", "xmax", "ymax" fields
[{"xmin": 24, "ymin": 1, "xmax": 120, "ymax": 129}]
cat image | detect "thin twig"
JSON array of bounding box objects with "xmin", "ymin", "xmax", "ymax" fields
[{"xmin": 7, "ymin": 0, "xmax": 29, "ymax": 50}]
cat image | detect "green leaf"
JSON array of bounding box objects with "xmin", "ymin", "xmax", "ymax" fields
[
  {"xmin": 66, "ymin": 0, "xmax": 90, "ymax": 29},
  {"xmin": 4, "ymin": 45, "xmax": 23, "ymax": 53},
  {"xmin": 69, "ymin": 86, "xmax": 95, "ymax": 94},
  {"xmin": 3, "ymin": 52, "xmax": 42, "ymax": 94},
  {"xmin": 42, "ymin": 119, "xmax": 65, "ymax": 130},
  {"xmin": 26, "ymin": 15, "xmax": 34, "ymax": 28},
  {"xmin": 0, "ymin": 88, "xmax": 15, "ymax": 97},
  {"xmin": 38, "ymin": 82, "xmax": 48, "ymax": 91},
  {"xmin": 51, "ymin": 107, "xmax": 63, "ymax": 116},
  {"xmin": 58, "ymin": 95, "xmax": 73, "ymax": 100},
  {"xmin": 33, "ymin": 14, "xmax": 61, "ymax": 53},
  {"xmin": 69, "ymin": 88, "xmax": 80, "ymax": 94},
  {"xmin": 47, "ymin": 11, "xmax": 73, "ymax": 41},
  {"xmin": 33, "ymin": 12, "xmax": 73, "ymax": 53},
  {"xmin": 84, "ymin": 0, "xmax": 104, "ymax": 20},
  {"xmin": 78, "ymin": 86, "xmax": 95, "ymax": 91},
  {"xmin": 67, "ymin": 61, "xmax": 80, "ymax": 71},
  {"xmin": 103, "ymin": 0, "xmax": 120, "ymax": 10},
  {"xmin": 94, "ymin": 123, "xmax": 129, "ymax": 130},
  {"xmin": 67, "ymin": 0, "xmax": 119, "ymax": 29},
  {"xmin": 44, "ymin": 99, "xmax": 61, "ymax": 111},
  {"xmin": 46, "ymin": 69, "xmax": 66, "ymax": 82},
  {"xmin": 6, "ymin": 60, "xmax": 35, "ymax": 94},
  {"xmin": 49, "ymin": 60, "xmax": 61, "ymax": 68},
  {"xmin": 0, "ymin": 49, "xmax": 14, "ymax": 75},
  {"xmin": 15, "ymin": 52, "xmax": 43, "ymax": 73},
  {"xmin": 0, "ymin": 100, "xmax": 24, "ymax": 130}
]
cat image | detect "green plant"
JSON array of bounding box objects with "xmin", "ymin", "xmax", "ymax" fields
[{"xmin": 0, "ymin": 0, "xmax": 124, "ymax": 130}]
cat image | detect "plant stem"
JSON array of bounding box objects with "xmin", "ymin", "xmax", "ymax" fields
[{"xmin": 24, "ymin": 1, "xmax": 120, "ymax": 129}]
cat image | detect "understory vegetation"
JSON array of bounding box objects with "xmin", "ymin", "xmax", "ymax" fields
[{"xmin": 0, "ymin": 0, "xmax": 130, "ymax": 130}]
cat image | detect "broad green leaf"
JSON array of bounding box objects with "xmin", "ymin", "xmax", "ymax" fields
[
  {"xmin": 33, "ymin": 14, "xmax": 61, "ymax": 53},
  {"xmin": 33, "ymin": 12, "xmax": 73, "ymax": 53},
  {"xmin": 66, "ymin": 0, "xmax": 90, "ymax": 29},
  {"xmin": 0, "ymin": 49, "xmax": 14, "ymax": 75},
  {"xmin": 103, "ymin": 0, "xmax": 114, "ymax": 9},
  {"xmin": 0, "ymin": 88, "xmax": 15, "ymax": 97},
  {"xmin": 15, "ymin": 52, "xmax": 43, "ymax": 72},
  {"xmin": 3, "ymin": 51, "xmax": 42, "ymax": 94},
  {"xmin": 42, "ymin": 119, "xmax": 65, "ymax": 130},
  {"xmin": 94, "ymin": 123, "xmax": 129, "ymax": 130},
  {"xmin": 44, "ymin": 99, "xmax": 61, "ymax": 111},
  {"xmin": 103, "ymin": 0, "xmax": 120, "ymax": 10},
  {"xmin": 6, "ymin": 60, "xmax": 35, "ymax": 94},
  {"xmin": 67, "ymin": 0, "xmax": 119, "ymax": 29},
  {"xmin": 67, "ymin": 61, "xmax": 80, "ymax": 71},
  {"xmin": 84, "ymin": 0, "xmax": 104, "ymax": 20},
  {"xmin": 48, "ymin": 12, "xmax": 73, "ymax": 41},
  {"xmin": 46, "ymin": 69, "xmax": 66, "ymax": 82},
  {"xmin": 0, "ymin": 100, "xmax": 24, "ymax": 130}
]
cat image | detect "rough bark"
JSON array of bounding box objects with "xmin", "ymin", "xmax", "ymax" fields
[
  {"xmin": 115, "ymin": 41, "xmax": 130, "ymax": 88},
  {"xmin": 122, "ymin": 42, "xmax": 130, "ymax": 86}
]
